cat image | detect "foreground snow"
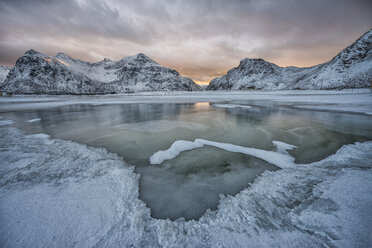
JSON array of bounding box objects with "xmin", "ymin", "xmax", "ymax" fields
[{"xmin": 0, "ymin": 124, "xmax": 371, "ymax": 247}]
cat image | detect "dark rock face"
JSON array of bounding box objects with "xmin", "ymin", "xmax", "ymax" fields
[
  {"xmin": 1, "ymin": 50, "xmax": 200, "ymax": 94},
  {"xmin": 207, "ymin": 29, "xmax": 372, "ymax": 90}
]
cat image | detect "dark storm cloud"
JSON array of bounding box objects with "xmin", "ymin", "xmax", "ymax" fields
[{"xmin": 0, "ymin": 0, "xmax": 371, "ymax": 83}]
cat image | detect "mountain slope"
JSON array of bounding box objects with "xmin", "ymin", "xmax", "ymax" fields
[
  {"xmin": 0, "ymin": 65, "xmax": 10, "ymax": 86},
  {"xmin": 207, "ymin": 29, "xmax": 372, "ymax": 90},
  {"xmin": 1, "ymin": 50, "xmax": 200, "ymax": 94}
]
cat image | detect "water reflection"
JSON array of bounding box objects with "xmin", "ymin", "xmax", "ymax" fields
[{"xmin": 193, "ymin": 102, "xmax": 210, "ymax": 111}]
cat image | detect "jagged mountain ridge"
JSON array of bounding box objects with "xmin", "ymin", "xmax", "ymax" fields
[
  {"xmin": 0, "ymin": 65, "xmax": 10, "ymax": 85},
  {"xmin": 207, "ymin": 29, "xmax": 372, "ymax": 90},
  {"xmin": 1, "ymin": 50, "xmax": 200, "ymax": 94}
]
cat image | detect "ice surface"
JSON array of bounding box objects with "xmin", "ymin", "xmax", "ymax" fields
[
  {"xmin": 213, "ymin": 104, "xmax": 252, "ymax": 109},
  {"xmin": 0, "ymin": 120, "xmax": 15, "ymax": 126},
  {"xmin": 0, "ymin": 126, "xmax": 372, "ymax": 247},
  {"xmin": 150, "ymin": 139, "xmax": 297, "ymax": 169},
  {"xmin": 0, "ymin": 90, "xmax": 371, "ymax": 117},
  {"xmin": 25, "ymin": 118, "xmax": 41, "ymax": 123},
  {"xmin": 116, "ymin": 120, "xmax": 208, "ymax": 133}
]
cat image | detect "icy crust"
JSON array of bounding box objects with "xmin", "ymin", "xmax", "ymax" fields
[
  {"xmin": 0, "ymin": 127, "xmax": 152, "ymax": 247},
  {"xmin": 1, "ymin": 126, "xmax": 372, "ymax": 247},
  {"xmin": 150, "ymin": 139, "xmax": 297, "ymax": 169}
]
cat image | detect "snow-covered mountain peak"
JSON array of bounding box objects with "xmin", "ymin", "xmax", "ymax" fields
[
  {"xmin": 208, "ymin": 28, "xmax": 372, "ymax": 90},
  {"xmin": 237, "ymin": 58, "xmax": 280, "ymax": 74},
  {"xmin": 25, "ymin": 49, "xmax": 42, "ymax": 56},
  {"xmin": 55, "ymin": 52, "xmax": 74, "ymax": 60},
  {"xmin": 124, "ymin": 53, "xmax": 159, "ymax": 67},
  {"xmin": 329, "ymin": 29, "xmax": 372, "ymax": 68},
  {"xmin": 1, "ymin": 49, "xmax": 200, "ymax": 94}
]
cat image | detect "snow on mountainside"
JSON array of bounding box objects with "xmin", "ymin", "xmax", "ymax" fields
[
  {"xmin": 1, "ymin": 50, "xmax": 200, "ymax": 94},
  {"xmin": 0, "ymin": 65, "xmax": 10, "ymax": 85},
  {"xmin": 207, "ymin": 29, "xmax": 372, "ymax": 90}
]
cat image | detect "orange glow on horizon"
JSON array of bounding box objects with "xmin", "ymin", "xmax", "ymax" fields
[{"xmin": 195, "ymin": 80, "xmax": 210, "ymax": 86}]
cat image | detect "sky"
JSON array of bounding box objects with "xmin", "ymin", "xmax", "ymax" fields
[{"xmin": 0, "ymin": 0, "xmax": 371, "ymax": 85}]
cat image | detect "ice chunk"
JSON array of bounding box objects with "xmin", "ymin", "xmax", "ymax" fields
[
  {"xmin": 149, "ymin": 140, "xmax": 204, "ymax": 164},
  {"xmin": 272, "ymin": 140, "xmax": 297, "ymax": 153},
  {"xmin": 213, "ymin": 104, "xmax": 252, "ymax": 109},
  {"xmin": 25, "ymin": 118, "xmax": 41, "ymax": 122},
  {"xmin": 150, "ymin": 139, "xmax": 296, "ymax": 169}
]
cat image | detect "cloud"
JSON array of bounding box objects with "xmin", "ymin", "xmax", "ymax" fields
[{"xmin": 0, "ymin": 0, "xmax": 371, "ymax": 83}]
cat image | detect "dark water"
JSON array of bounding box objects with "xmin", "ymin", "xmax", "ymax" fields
[{"xmin": 2, "ymin": 101, "xmax": 371, "ymax": 220}]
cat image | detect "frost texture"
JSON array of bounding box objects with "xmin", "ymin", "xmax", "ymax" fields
[
  {"xmin": 207, "ymin": 29, "xmax": 372, "ymax": 90},
  {"xmin": 0, "ymin": 126, "xmax": 372, "ymax": 247},
  {"xmin": 1, "ymin": 51, "xmax": 200, "ymax": 94}
]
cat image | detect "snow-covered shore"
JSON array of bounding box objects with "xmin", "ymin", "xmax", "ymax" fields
[{"xmin": 0, "ymin": 122, "xmax": 371, "ymax": 247}]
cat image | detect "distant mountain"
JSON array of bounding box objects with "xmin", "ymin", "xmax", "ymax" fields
[
  {"xmin": 207, "ymin": 29, "xmax": 372, "ymax": 90},
  {"xmin": 0, "ymin": 65, "xmax": 10, "ymax": 85},
  {"xmin": 1, "ymin": 50, "xmax": 200, "ymax": 94}
]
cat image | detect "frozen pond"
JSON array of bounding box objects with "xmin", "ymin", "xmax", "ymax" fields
[{"xmin": 2, "ymin": 99, "xmax": 372, "ymax": 220}]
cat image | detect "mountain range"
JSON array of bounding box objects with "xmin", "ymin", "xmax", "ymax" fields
[
  {"xmin": 0, "ymin": 29, "xmax": 371, "ymax": 94},
  {"xmin": 207, "ymin": 29, "xmax": 372, "ymax": 90},
  {"xmin": 0, "ymin": 50, "xmax": 200, "ymax": 94}
]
